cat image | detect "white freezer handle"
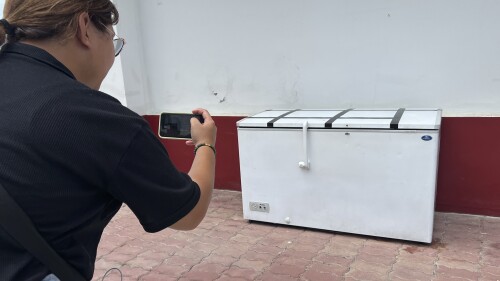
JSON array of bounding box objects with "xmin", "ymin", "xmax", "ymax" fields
[{"xmin": 298, "ymin": 121, "xmax": 310, "ymax": 169}]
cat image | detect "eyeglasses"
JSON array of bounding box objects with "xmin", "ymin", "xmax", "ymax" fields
[{"xmin": 101, "ymin": 24, "xmax": 126, "ymax": 57}]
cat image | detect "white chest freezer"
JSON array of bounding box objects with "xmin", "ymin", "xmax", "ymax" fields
[{"xmin": 237, "ymin": 108, "xmax": 441, "ymax": 243}]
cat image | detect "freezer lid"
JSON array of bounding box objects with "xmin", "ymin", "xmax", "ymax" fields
[{"xmin": 236, "ymin": 108, "xmax": 442, "ymax": 130}]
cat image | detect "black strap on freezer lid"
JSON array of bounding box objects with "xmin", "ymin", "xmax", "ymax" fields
[
  {"xmin": 390, "ymin": 108, "xmax": 406, "ymax": 129},
  {"xmin": 267, "ymin": 109, "xmax": 300, "ymax": 127},
  {"xmin": 0, "ymin": 182, "xmax": 86, "ymax": 281},
  {"xmin": 325, "ymin": 108, "xmax": 353, "ymax": 128}
]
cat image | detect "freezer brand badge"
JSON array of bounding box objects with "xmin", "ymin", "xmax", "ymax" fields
[{"xmin": 421, "ymin": 135, "xmax": 432, "ymax": 141}]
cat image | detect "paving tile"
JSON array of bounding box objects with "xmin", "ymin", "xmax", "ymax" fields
[
  {"xmin": 399, "ymin": 244, "xmax": 439, "ymax": 257},
  {"xmin": 298, "ymin": 230, "xmax": 334, "ymax": 241},
  {"xmin": 313, "ymin": 253, "xmax": 353, "ymax": 267},
  {"xmin": 445, "ymin": 239, "xmax": 482, "ymax": 252},
  {"xmin": 345, "ymin": 267, "xmax": 387, "ymax": 281},
  {"xmin": 197, "ymin": 217, "xmax": 225, "ymax": 230},
  {"xmin": 211, "ymin": 242, "xmax": 252, "ymax": 258},
  {"xmin": 94, "ymin": 258, "xmax": 122, "ymax": 271},
  {"xmin": 480, "ymin": 273, "xmax": 500, "ymax": 281},
  {"xmin": 391, "ymin": 259, "xmax": 435, "ymax": 275},
  {"xmin": 436, "ymin": 265, "xmax": 480, "ymax": 280},
  {"xmin": 322, "ymin": 242, "xmax": 362, "ymax": 257},
  {"xmin": 364, "ymin": 238, "xmax": 402, "ymax": 249},
  {"xmin": 240, "ymin": 250, "xmax": 276, "ymax": 262},
  {"xmin": 174, "ymin": 247, "xmax": 209, "ymax": 263},
  {"xmin": 216, "ymin": 223, "xmax": 247, "ymax": 235},
  {"xmin": 125, "ymin": 238, "xmax": 158, "ymax": 251},
  {"xmin": 119, "ymin": 225, "xmax": 148, "ymax": 239},
  {"xmin": 301, "ymin": 269, "xmax": 343, "ymax": 281},
  {"xmin": 356, "ymin": 251, "xmax": 396, "ymax": 266},
  {"xmin": 272, "ymin": 256, "xmax": 309, "ymax": 267},
  {"xmin": 179, "ymin": 269, "xmax": 220, "ymax": 281},
  {"xmin": 349, "ymin": 259, "xmax": 391, "ymax": 276},
  {"xmin": 273, "ymin": 225, "xmax": 305, "ymax": 235},
  {"xmin": 439, "ymin": 249, "xmax": 480, "ymax": 264},
  {"xmin": 248, "ymin": 244, "xmax": 284, "ymax": 256},
  {"xmin": 483, "ymin": 248, "xmax": 500, "ymax": 260},
  {"xmin": 278, "ymin": 248, "xmax": 318, "ymax": 260},
  {"xmin": 94, "ymin": 190, "xmax": 500, "ymax": 281},
  {"xmin": 119, "ymin": 265, "xmax": 151, "ymax": 279},
  {"xmin": 162, "ymin": 255, "xmax": 196, "ymax": 267},
  {"xmin": 126, "ymin": 253, "xmax": 164, "ymax": 270},
  {"xmin": 244, "ymin": 221, "xmax": 277, "ymax": 232},
  {"xmin": 239, "ymin": 227, "xmax": 274, "ymax": 237},
  {"xmin": 232, "ymin": 258, "xmax": 272, "ymax": 271},
  {"xmin": 152, "ymin": 263, "xmax": 190, "ymax": 276},
  {"xmin": 483, "ymin": 242, "xmax": 500, "ymax": 251},
  {"xmin": 257, "ymin": 235, "xmax": 292, "ymax": 249},
  {"xmin": 389, "ymin": 266, "xmax": 434, "ymax": 281},
  {"xmin": 99, "ymin": 233, "xmax": 131, "ymax": 249},
  {"xmin": 362, "ymin": 242, "xmax": 400, "ymax": 254},
  {"xmin": 191, "ymin": 262, "xmax": 229, "ymax": 274},
  {"xmin": 436, "ymin": 256, "xmax": 478, "ymax": 271},
  {"xmin": 257, "ymin": 271, "xmax": 300, "ymax": 281},
  {"xmin": 218, "ymin": 265, "xmax": 260, "ymax": 280},
  {"xmin": 289, "ymin": 240, "xmax": 326, "ymax": 252},
  {"xmin": 111, "ymin": 244, "xmax": 146, "ymax": 256},
  {"xmin": 215, "ymin": 277, "xmax": 249, "ymax": 281},
  {"xmin": 151, "ymin": 237, "xmax": 189, "ymax": 248},
  {"xmin": 186, "ymin": 240, "xmax": 220, "ymax": 253},
  {"xmin": 482, "ymin": 255, "xmax": 500, "ymax": 267},
  {"xmin": 305, "ymin": 261, "xmax": 348, "ymax": 277},
  {"xmin": 268, "ymin": 262, "xmax": 307, "ymax": 278},
  {"xmin": 206, "ymin": 229, "xmax": 238, "ymax": 240},
  {"xmin": 483, "ymin": 233, "xmax": 500, "ymax": 243},
  {"xmin": 329, "ymin": 234, "xmax": 366, "ymax": 246},
  {"xmin": 169, "ymin": 231, "xmax": 201, "ymax": 242},
  {"xmin": 480, "ymin": 265, "xmax": 500, "ymax": 278},
  {"xmin": 209, "ymin": 209, "xmax": 240, "ymax": 219},
  {"xmin": 193, "ymin": 236, "xmax": 228, "ymax": 246},
  {"xmin": 230, "ymin": 233, "xmax": 263, "ymax": 244},
  {"xmin": 139, "ymin": 272, "xmax": 178, "ymax": 281},
  {"xmin": 100, "ymin": 252, "xmax": 136, "ymax": 265},
  {"xmin": 398, "ymin": 252, "xmax": 438, "ymax": 265},
  {"xmin": 145, "ymin": 243, "xmax": 180, "ymax": 256},
  {"xmin": 201, "ymin": 253, "xmax": 239, "ymax": 266}
]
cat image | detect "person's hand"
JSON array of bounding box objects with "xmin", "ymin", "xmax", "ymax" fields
[{"xmin": 186, "ymin": 108, "xmax": 217, "ymax": 147}]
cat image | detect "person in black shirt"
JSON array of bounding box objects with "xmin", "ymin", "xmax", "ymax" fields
[{"xmin": 0, "ymin": 1, "xmax": 217, "ymax": 280}]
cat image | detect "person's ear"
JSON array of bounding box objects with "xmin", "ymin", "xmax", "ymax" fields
[{"xmin": 75, "ymin": 12, "xmax": 92, "ymax": 48}]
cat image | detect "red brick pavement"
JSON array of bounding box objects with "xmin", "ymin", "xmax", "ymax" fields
[{"xmin": 92, "ymin": 190, "xmax": 500, "ymax": 281}]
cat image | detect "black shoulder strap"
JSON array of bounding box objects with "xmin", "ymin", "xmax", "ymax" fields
[{"xmin": 0, "ymin": 182, "xmax": 86, "ymax": 281}]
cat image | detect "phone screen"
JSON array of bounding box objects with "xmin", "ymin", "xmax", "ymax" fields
[{"xmin": 159, "ymin": 113, "xmax": 204, "ymax": 139}]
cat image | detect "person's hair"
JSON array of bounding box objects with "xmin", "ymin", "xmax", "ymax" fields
[{"xmin": 0, "ymin": 0, "xmax": 119, "ymax": 46}]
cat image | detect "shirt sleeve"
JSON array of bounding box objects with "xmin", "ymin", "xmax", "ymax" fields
[{"xmin": 107, "ymin": 124, "xmax": 200, "ymax": 233}]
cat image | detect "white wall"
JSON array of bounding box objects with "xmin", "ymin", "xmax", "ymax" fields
[
  {"xmin": 100, "ymin": 55, "xmax": 127, "ymax": 106},
  {"xmin": 117, "ymin": 0, "xmax": 500, "ymax": 117}
]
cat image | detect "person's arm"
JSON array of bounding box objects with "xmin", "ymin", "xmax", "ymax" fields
[{"xmin": 170, "ymin": 108, "xmax": 217, "ymax": 230}]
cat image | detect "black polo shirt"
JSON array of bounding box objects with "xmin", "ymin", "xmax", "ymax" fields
[{"xmin": 0, "ymin": 43, "xmax": 200, "ymax": 281}]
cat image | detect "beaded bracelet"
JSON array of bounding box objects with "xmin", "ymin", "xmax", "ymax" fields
[{"xmin": 194, "ymin": 143, "xmax": 216, "ymax": 155}]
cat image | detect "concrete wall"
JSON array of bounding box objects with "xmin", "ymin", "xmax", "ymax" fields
[{"xmin": 115, "ymin": 0, "xmax": 500, "ymax": 117}]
